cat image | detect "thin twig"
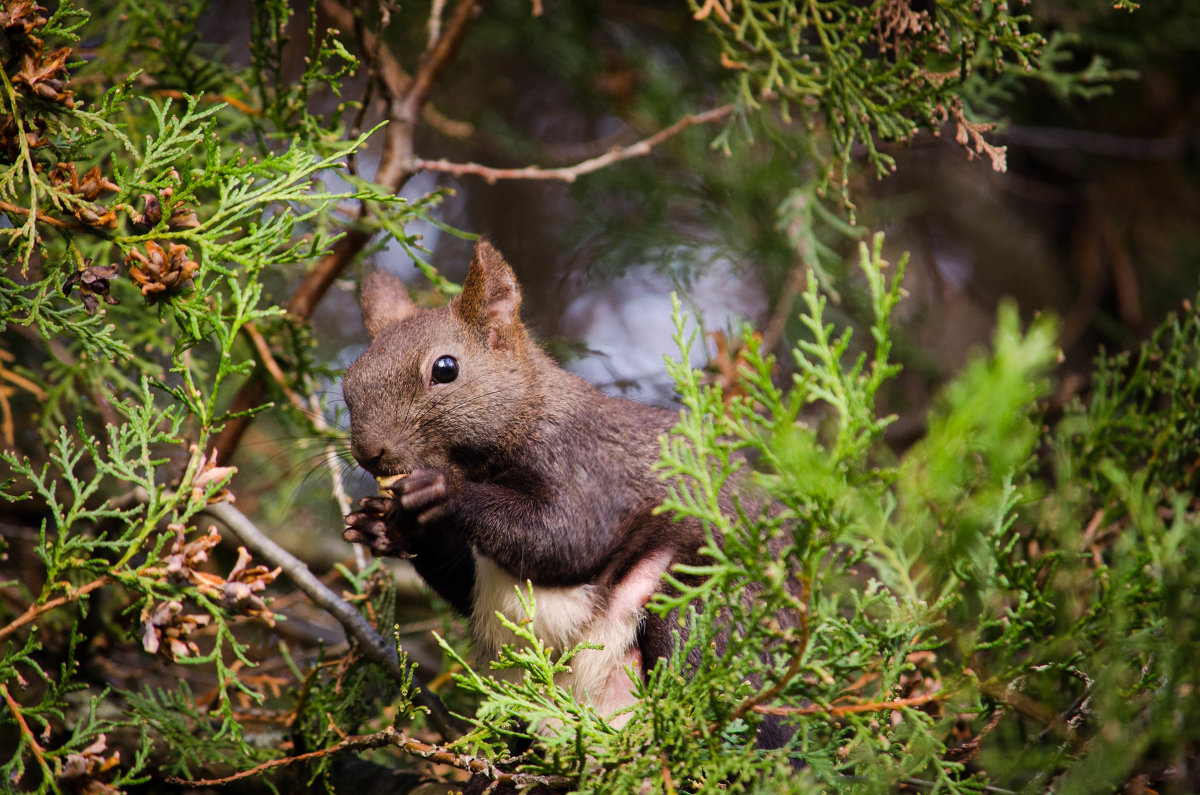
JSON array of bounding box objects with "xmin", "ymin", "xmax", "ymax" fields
[
  {"xmin": 240, "ymin": 321, "xmax": 356, "ymax": 567},
  {"xmin": 202, "ymin": 501, "xmax": 462, "ymax": 740},
  {"xmin": 305, "ymin": 388, "xmax": 363, "ymax": 570},
  {"xmin": 166, "ymin": 728, "xmax": 394, "ymax": 787},
  {"xmin": 152, "ymin": 88, "xmax": 260, "ymax": 116},
  {"xmin": 318, "ymin": 0, "xmax": 408, "ymax": 99},
  {"xmin": 751, "ymin": 690, "xmax": 943, "ymax": 718},
  {"xmin": 398, "ymin": 0, "xmax": 486, "ymax": 129},
  {"xmin": 426, "ymin": 0, "xmax": 447, "ymax": 55},
  {"xmin": 0, "ymin": 575, "xmax": 112, "ymax": 643},
  {"xmin": 318, "ymin": 0, "xmax": 472, "ymax": 139},
  {"xmin": 242, "ymin": 322, "xmax": 308, "ymax": 414},
  {"xmin": 760, "ymin": 264, "xmax": 809, "ymax": 355},
  {"xmin": 167, "ymin": 725, "xmax": 575, "ymax": 789},
  {"xmin": 1, "ymin": 682, "xmax": 52, "ymax": 778},
  {"xmin": 710, "ymin": 578, "xmax": 810, "ymax": 735},
  {"xmin": 413, "ymin": 103, "xmax": 737, "ymax": 184},
  {"xmin": 0, "ymin": 198, "xmax": 75, "ymax": 229},
  {"xmin": 0, "ymin": 349, "xmax": 47, "ymax": 399}
]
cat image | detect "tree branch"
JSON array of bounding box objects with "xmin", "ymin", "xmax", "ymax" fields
[
  {"xmin": 412, "ymin": 103, "xmax": 737, "ymax": 183},
  {"xmin": 202, "ymin": 501, "xmax": 463, "ymax": 741},
  {"xmin": 0, "ymin": 198, "xmax": 76, "ymax": 230},
  {"xmin": 751, "ymin": 691, "xmax": 943, "ymax": 718},
  {"xmin": 167, "ymin": 725, "xmax": 575, "ymax": 790},
  {"xmin": 0, "ymin": 575, "xmax": 112, "ymax": 643},
  {"xmin": 1, "ymin": 683, "xmax": 51, "ymax": 778}
]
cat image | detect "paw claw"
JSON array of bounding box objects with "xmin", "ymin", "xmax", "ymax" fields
[
  {"xmin": 343, "ymin": 468, "xmax": 454, "ymax": 559},
  {"xmin": 396, "ymin": 468, "xmax": 452, "ymax": 517}
]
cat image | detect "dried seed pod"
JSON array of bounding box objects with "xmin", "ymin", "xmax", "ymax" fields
[
  {"xmin": 74, "ymin": 203, "xmax": 117, "ymax": 228},
  {"xmin": 62, "ymin": 261, "xmax": 120, "ymax": 315},
  {"xmin": 131, "ymin": 193, "xmax": 161, "ymax": 228},
  {"xmin": 220, "ymin": 546, "xmax": 280, "ymax": 625},
  {"xmin": 75, "ymin": 165, "xmax": 118, "ymax": 201},
  {"xmin": 127, "ymin": 241, "xmax": 199, "ymax": 302},
  {"xmin": 56, "ymin": 733, "xmax": 121, "ymax": 795},
  {"xmin": 140, "ymin": 599, "xmax": 210, "ymax": 661},
  {"xmin": 168, "ymin": 203, "xmax": 200, "ymax": 229},
  {"xmin": 189, "ymin": 446, "xmax": 236, "ymax": 504},
  {"xmin": 0, "ymin": 2, "xmax": 50, "ymax": 38},
  {"xmin": 12, "ymin": 47, "xmax": 74, "ymax": 107},
  {"xmin": 163, "ymin": 523, "xmax": 221, "ymax": 583}
]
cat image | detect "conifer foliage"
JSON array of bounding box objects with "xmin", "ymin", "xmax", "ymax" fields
[{"xmin": 1, "ymin": 1, "xmax": 1195, "ymax": 793}]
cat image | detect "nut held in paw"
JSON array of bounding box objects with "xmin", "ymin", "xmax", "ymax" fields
[{"xmin": 375, "ymin": 473, "xmax": 407, "ymax": 495}]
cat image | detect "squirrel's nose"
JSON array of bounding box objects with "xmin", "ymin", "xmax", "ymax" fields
[{"xmin": 351, "ymin": 439, "xmax": 388, "ymax": 474}]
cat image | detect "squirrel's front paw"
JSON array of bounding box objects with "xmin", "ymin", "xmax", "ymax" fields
[
  {"xmin": 344, "ymin": 496, "xmax": 414, "ymax": 559},
  {"xmin": 395, "ymin": 468, "xmax": 455, "ymax": 525}
]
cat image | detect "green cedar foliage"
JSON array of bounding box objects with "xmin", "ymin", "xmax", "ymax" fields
[
  {"xmin": 447, "ymin": 237, "xmax": 1199, "ymax": 793},
  {"xmin": 1, "ymin": 1, "xmax": 1194, "ymax": 794},
  {"xmin": 0, "ymin": 1, "xmax": 435, "ymax": 790}
]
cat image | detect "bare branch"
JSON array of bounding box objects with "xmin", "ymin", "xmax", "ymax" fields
[
  {"xmin": 413, "ymin": 103, "xmax": 737, "ymax": 183},
  {"xmin": 1, "ymin": 683, "xmax": 51, "ymax": 776},
  {"xmin": 202, "ymin": 501, "xmax": 463, "ymax": 740},
  {"xmin": 242, "ymin": 322, "xmax": 307, "ymax": 414},
  {"xmin": 318, "ymin": 0, "xmax": 408, "ymax": 100},
  {"xmin": 166, "ymin": 728, "xmax": 394, "ymax": 787},
  {"xmin": 168, "ymin": 726, "xmax": 576, "ymax": 790},
  {"xmin": 751, "ymin": 691, "xmax": 943, "ymax": 718},
  {"xmin": 426, "ymin": 0, "xmax": 447, "ymax": 55},
  {"xmin": 0, "ymin": 575, "xmax": 112, "ymax": 643},
  {"xmin": 0, "ymin": 198, "xmax": 76, "ymax": 229}
]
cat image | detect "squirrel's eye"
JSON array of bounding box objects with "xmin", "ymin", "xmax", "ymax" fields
[{"xmin": 431, "ymin": 355, "xmax": 459, "ymax": 384}]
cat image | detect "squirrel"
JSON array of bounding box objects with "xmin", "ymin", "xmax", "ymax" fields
[{"xmin": 341, "ymin": 240, "xmax": 706, "ymax": 721}]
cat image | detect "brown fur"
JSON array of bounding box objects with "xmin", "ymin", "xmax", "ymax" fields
[{"xmin": 342, "ymin": 240, "xmax": 704, "ymax": 660}]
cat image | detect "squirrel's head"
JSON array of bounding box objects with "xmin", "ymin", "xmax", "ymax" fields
[{"xmin": 343, "ymin": 240, "xmax": 537, "ymax": 478}]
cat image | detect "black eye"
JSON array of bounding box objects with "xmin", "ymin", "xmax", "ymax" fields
[{"xmin": 431, "ymin": 355, "xmax": 458, "ymax": 384}]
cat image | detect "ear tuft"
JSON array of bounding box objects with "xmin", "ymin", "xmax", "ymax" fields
[
  {"xmin": 453, "ymin": 240, "xmax": 524, "ymax": 349},
  {"xmin": 361, "ymin": 269, "xmax": 416, "ymax": 338}
]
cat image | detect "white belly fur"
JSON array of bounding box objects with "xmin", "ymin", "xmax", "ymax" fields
[{"xmin": 470, "ymin": 548, "xmax": 674, "ymax": 725}]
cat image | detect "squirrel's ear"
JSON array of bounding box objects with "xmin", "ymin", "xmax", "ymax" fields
[
  {"xmin": 360, "ymin": 269, "xmax": 416, "ymax": 338},
  {"xmin": 453, "ymin": 239, "xmax": 523, "ymax": 350}
]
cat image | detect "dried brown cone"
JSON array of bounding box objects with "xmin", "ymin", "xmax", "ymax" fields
[
  {"xmin": 74, "ymin": 165, "xmax": 119, "ymax": 201},
  {"xmin": 0, "ymin": 1, "xmax": 48, "ymax": 72},
  {"xmin": 1, "ymin": 0, "xmax": 74, "ymax": 167},
  {"xmin": 168, "ymin": 203, "xmax": 200, "ymax": 229},
  {"xmin": 61, "ymin": 261, "xmax": 119, "ymax": 315},
  {"xmin": 48, "ymin": 163, "xmax": 120, "ymax": 227},
  {"xmin": 0, "ymin": 1, "xmax": 48, "ymax": 39},
  {"xmin": 72, "ymin": 203, "xmax": 117, "ymax": 228},
  {"xmin": 163, "ymin": 523, "xmax": 221, "ymax": 585},
  {"xmin": 140, "ymin": 599, "xmax": 210, "ymax": 662},
  {"xmin": 131, "ymin": 191, "xmax": 201, "ymax": 231},
  {"xmin": 126, "ymin": 241, "xmax": 198, "ymax": 302},
  {"xmin": 0, "ymin": 112, "xmax": 48, "ymax": 160},
  {"xmin": 130, "ymin": 193, "xmax": 161, "ymax": 229},
  {"xmin": 11, "ymin": 45, "xmax": 74, "ymax": 107},
  {"xmin": 56, "ymin": 733, "xmax": 121, "ymax": 795},
  {"xmin": 188, "ymin": 445, "xmax": 236, "ymax": 505},
  {"xmin": 220, "ymin": 546, "xmax": 280, "ymax": 625}
]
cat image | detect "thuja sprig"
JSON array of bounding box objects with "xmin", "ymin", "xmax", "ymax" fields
[{"xmin": 691, "ymin": 0, "xmax": 1131, "ymax": 213}]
